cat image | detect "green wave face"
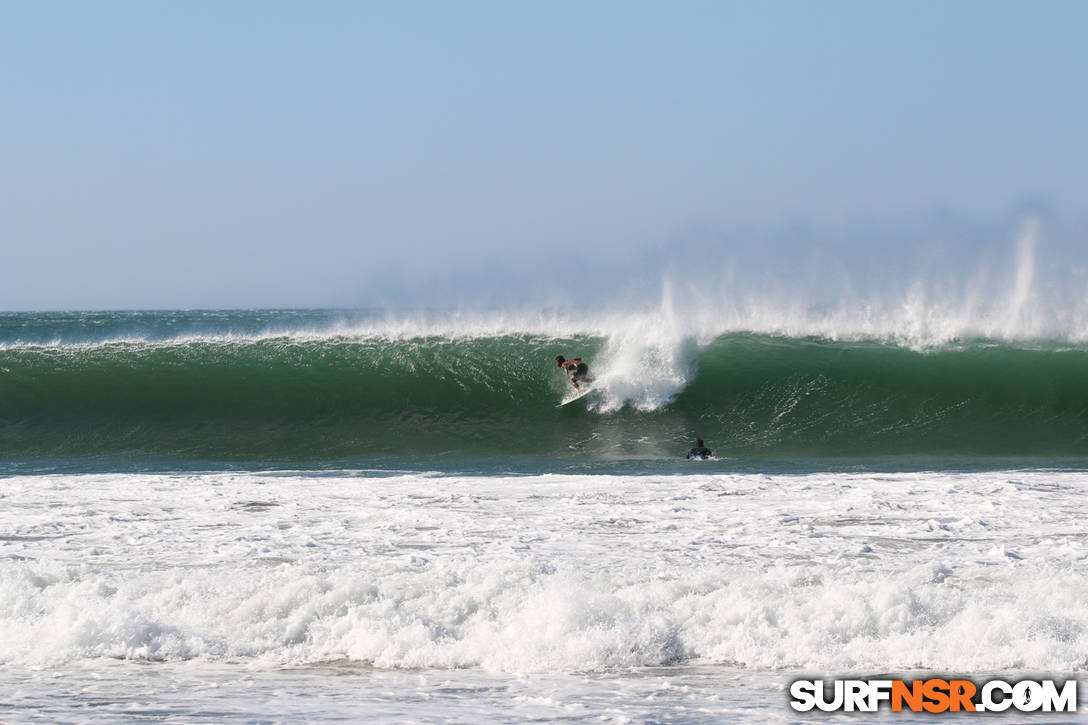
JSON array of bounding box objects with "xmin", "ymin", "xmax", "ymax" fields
[
  {"xmin": 4, "ymin": 328, "xmax": 1088, "ymax": 462},
  {"xmin": 681, "ymin": 335, "xmax": 1088, "ymax": 457},
  {"xmin": 1, "ymin": 333, "xmax": 612, "ymax": 461}
]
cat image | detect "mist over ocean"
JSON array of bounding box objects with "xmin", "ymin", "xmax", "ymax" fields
[{"xmin": 4, "ymin": 220, "xmax": 1088, "ymax": 722}]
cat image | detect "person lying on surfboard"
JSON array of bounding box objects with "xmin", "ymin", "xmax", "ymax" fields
[{"xmin": 556, "ymin": 356, "xmax": 592, "ymax": 389}]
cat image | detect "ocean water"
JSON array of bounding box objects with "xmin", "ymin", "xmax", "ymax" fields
[{"xmin": 3, "ymin": 308, "xmax": 1088, "ymax": 723}]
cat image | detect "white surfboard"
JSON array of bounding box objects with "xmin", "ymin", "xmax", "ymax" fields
[{"xmin": 558, "ymin": 387, "xmax": 595, "ymax": 407}]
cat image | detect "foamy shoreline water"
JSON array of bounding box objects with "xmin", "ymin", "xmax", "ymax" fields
[{"xmin": 3, "ymin": 468, "xmax": 1088, "ymax": 722}]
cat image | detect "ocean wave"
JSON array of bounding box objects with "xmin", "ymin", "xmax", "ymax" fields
[
  {"xmin": 3, "ymin": 328, "xmax": 1088, "ymax": 460},
  {"xmin": 6, "ymin": 289, "xmax": 1088, "ymax": 462},
  {"xmin": 5, "ymin": 555, "xmax": 1085, "ymax": 672}
]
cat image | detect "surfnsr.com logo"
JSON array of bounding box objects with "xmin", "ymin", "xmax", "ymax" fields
[{"xmin": 789, "ymin": 678, "xmax": 1078, "ymax": 713}]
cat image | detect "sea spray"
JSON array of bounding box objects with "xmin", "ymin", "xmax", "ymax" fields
[{"xmin": 589, "ymin": 278, "xmax": 703, "ymax": 412}]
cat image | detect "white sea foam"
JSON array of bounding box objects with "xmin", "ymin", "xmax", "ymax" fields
[{"xmin": 2, "ymin": 469, "xmax": 1087, "ymax": 675}]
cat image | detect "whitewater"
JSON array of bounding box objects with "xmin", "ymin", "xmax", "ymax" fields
[{"xmin": 3, "ymin": 467, "xmax": 1088, "ymax": 722}]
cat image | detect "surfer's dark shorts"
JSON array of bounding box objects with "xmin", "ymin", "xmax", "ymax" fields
[{"xmin": 573, "ymin": 363, "xmax": 589, "ymax": 379}]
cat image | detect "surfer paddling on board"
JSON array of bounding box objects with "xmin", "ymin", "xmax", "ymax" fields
[
  {"xmin": 687, "ymin": 439, "xmax": 712, "ymax": 460},
  {"xmin": 556, "ymin": 356, "xmax": 592, "ymax": 390}
]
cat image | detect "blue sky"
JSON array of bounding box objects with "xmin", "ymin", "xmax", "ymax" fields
[{"xmin": 1, "ymin": 1, "xmax": 1086, "ymax": 310}]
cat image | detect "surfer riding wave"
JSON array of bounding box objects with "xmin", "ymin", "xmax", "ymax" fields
[{"xmin": 556, "ymin": 355, "xmax": 592, "ymax": 389}]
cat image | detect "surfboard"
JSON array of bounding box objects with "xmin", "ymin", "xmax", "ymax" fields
[{"xmin": 558, "ymin": 387, "xmax": 594, "ymax": 407}]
